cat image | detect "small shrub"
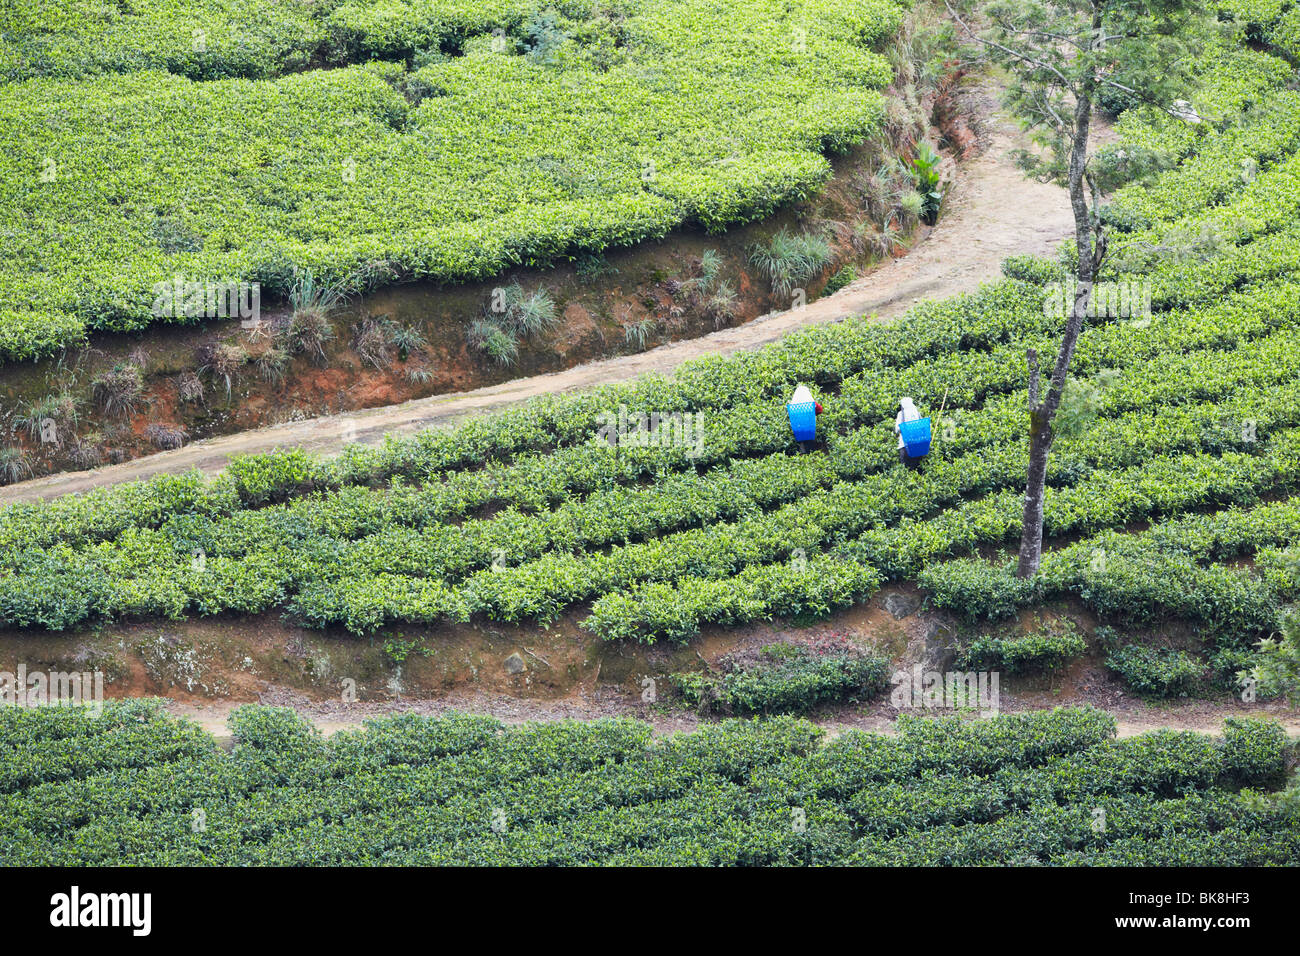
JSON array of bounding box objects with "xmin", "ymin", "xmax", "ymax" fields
[
  {"xmin": 1219, "ymin": 717, "xmax": 1289, "ymax": 789},
  {"xmin": 860, "ymin": 167, "xmax": 888, "ymax": 219},
  {"xmin": 920, "ymin": 559, "xmax": 1038, "ymax": 620},
  {"xmin": 677, "ymin": 250, "xmax": 728, "ymax": 308},
  {"xmin": 822, "ymin": 265, "xmax": 857, "ymax": 296},
  {"xmin": 575, "ymin": 253, "xmax": 618, "ymax": 282},
  {"xmin": 865, "ymin": 218, "xmax": 905, "ymax": 258},
  {"xmin": 1105, "ymin": 644, "xmax": 1205, "ymax": 698},
  {"xmin": 1097, "ymin": 202, "xmax": 1150, "ymax": 233},
  {"xmin": 255, "ymin": 348, "xmax": 290, "ymax": 386},
  {"xmin": 1001, "ymin": 254, "xmax": 1064, "ymax": 285},
  {"xmin": 672, "ymin": 641, "xmax": 891, "ymax": 716},
  {"xmin": 899, "ymin": 189, "xmax": 925, "ymax": 223},
  {"xmin": 388, "ymin": 323, "xmax": 427, "ymax": 359},
  {"xmin": 697, "ymin": 249, "xmax": 723, "ymax": 283},
  {"xmin": 228, "ymin": 705, "xmax": 321, "ymax": 753},
  {"xmin": 127, "ymin": 346, "xmax": 151, "ymax": 371},
  {"xmin": 478, "ymin": 284, "xmax": 556, "ymax": 357},
  {"xmin": 91, "ymin": 364, "xmax": 144, "ymax": 417},
  {"xmin": 468, "ymin": 319, "xmax": 519, "ymax": 367},
  {"xmin": 15, "ymin": 391, "xmax": 79, "ymax": 445},
  {"xmin": 624, "ymin": 319, "xmax": 655, "ymax": 350},
  {"xmin": 144, "ymin": 423, "xmax": 187, "ymax": 451},
  {"xmin": 283, "ymin": 271, "xmax": 345, "ymax": 363},
  {"xmin": 199, "ymin": 343, "xmax": 248, "ymax": 398},
  {"xmin": 68, "ymin": 436, "xmax": 102, "ymax": 470},
  {"xmin": 403, "ymin": 360, "xmax": 435, "ymax": 385},
  {"xmin": 907, "ymin": 141, "xmax": 943, "ymax": 222},
  {"xmin": 279, "ymin": 310, "xmax": 335, "ymax": 364},
  {"xmin": 492, "ymin": 284, "xmax": 557, "ymax": 337},
  {"xmin": 1208, "ymin": 647, "xmax": 1264, "ymax": 696},
  {"xmin": 513, "ymin": 290, "xmax": 558, "ymax": 337},
  {"xmin": 175, "ymin": 370, "xmax": 205, "ymax": 403},
  {"xmin": 0, "ymin": 447, "xmax": 32, "ymax": 485},
  {"xmin": 383, "ymin": 635, "xmax": 431, "ymax": 665},
  {"xmin": 226, "ymin": 448, "xmax": 318, "ymax": 505},
  {"xmin": 956, "ymin": 621, "xmax": 1088, "ymax": 674},
  {"xmin": 749, "ymin": 228, "xmax": 832, "ymax": 296},
  {"xmin": 353, "ymin": 316, "xmax": 395, "ymax": 369},
  {"xmin": 704, "ymin": 281, "xmax": 738, "ymax": 326},
  {"xmin": 523, "ymin": 7, "xmax": 567, "ymax": 65}
]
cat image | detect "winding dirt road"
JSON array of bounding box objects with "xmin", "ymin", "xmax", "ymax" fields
[
  {"xmin": 7, "ymin": 78, "xmax": 1291, "ymax": 744},
  {"xmin": 0, "ymin": 81, "xmax": 1074, "ymax": 506}
]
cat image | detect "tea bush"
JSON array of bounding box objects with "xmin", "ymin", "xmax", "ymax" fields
[
  {"xmin": 672, "ymin": 643, "xmax": 891, "ymax": 714},
  {"xmin": 4, "ymin": 15, "xmax": 1300, "ymax": 672},
  {"xmin": 0, "ymin": 0, "xmax": 903, "ymax": 360},
  {"xmin": 0, "ymin": 704, "xmax": 1293, "ymax": 865},
  {"xmin": 1104, "ymin": 645, "xmax": 1206, "ymax": 698},
  {"xmin": 956, "ymin": 622, "xmax": 1088, "ymax": 675}
]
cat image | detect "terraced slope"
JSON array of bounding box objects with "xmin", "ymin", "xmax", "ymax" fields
[{"xmin": 1, "ymin": 702, "xmax": 1294, "ymax": 866}]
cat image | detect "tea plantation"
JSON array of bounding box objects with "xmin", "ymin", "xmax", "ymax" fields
[
  {"xmin": 0, "ymin": 0, "xmax": 903, "ymax": 360},
  {"xmin": 1, "ymin": 701, "xmax": 1294, "ymax": 865},
  {"xmin": 3, "ymin": 1, "xmax": 1300, "ymax": 870}
]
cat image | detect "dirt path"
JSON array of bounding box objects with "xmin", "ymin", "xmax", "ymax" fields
[
  {"xmin": 0, "ymin": 80, "xmax": 1074, "ymax": 506},
  {"xmin": 167, "ymin": 694, "xmax": 1300, "ymax": 742}
]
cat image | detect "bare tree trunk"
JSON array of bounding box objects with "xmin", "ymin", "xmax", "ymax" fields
[
  {"xmin": 1018, "ymin": 407, "xmax": 1053, "ymax": 576},
  {"xmin": 1016, "ymin": 3, "xmax": 1103, "ymax": 577}
]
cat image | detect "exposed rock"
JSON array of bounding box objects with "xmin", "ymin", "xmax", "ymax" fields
[
  {"xmin": 503, "ymin": 653, "xmax": 527, "ymax": 676},
  {"xmin": 883, "ymin": 592, "xmax": 921, "ymax": 620},
  {"xmin": 919, "ymin": 617, "xmax": 959, "ymax": 673}
]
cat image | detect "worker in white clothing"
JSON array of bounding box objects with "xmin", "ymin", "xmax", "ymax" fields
[
  {"xmin": 787, "ymin": 384, "xmax": 822, "ymax": 454},
  {"xmin": 895, "ymin": 397, "xmax": 923, "ymax": 469}
]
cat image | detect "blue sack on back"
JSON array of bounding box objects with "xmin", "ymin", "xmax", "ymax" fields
[
  {"xmin": 899, "ymin": 417, "xmax": 931, "ymax": 457},
  {"xmin": 787, "ymin": 402, "xmax": 817, "ymax": 442}
]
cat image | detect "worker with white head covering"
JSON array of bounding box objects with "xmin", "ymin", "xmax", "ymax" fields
[
  {"xmin": 895, "ymin": 397, "xmax": 922, "ymax": 468},
  {"xmin": 787, "ymin": 384, "xmax": 822, "ymax": 453}
]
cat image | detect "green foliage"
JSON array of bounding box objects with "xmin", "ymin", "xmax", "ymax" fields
[
  {"xmin": 0, "ymin": 704, "xmax": 1294, "ymax": 865},
  {"xmin": 920, "ymin": 560, "xmax": 1037, "ymax": 620},
  {"xmin": 0, "ymin": 0, "xmax": 327, "ymax": 81},
  {"xmin": 494, "ymin": 283, "xmax": 558, "ymax": 338},
  {"xmin": 749, "ymin": 228, "xmax": 834, "ymax": 296},
  {"xmin": 1000, "ymin": 254, "xmax": 1063, "ymax": 285},
  {"xmin": 14, "ymin": 391, "xmax": 80, "ymax": 444},
  {"xmin": 1219, "ymin": 716, "xmax": 1289, "ymax": 788},
  {"xmin": 523, "ymin": 7, "xmax": 568, "ymax": 64},
  {"xmin": 9, "ymin": 27, "xmax": 1300, "ymax": 658},
  {"xmin": 0, "ymin": 0, "xmax": 904, "ymax": 360},
  {"xmin": 0, "ymin": 447, "xmax": 31, "ymax": 485},
  {"xmin": 1105, "ymin": 644, "xmax": 1206, "ymax": 697},
  {"xmin": 227, "ymin": 705, "xmax": 321, "ymax": 751},
  {"xmin": 470, "ymin": 282, "xmax": 557, "ymax": 362},
  {"xmin": 956, "ymin": 620, "xmax": 1088, "ymax": 675},
  {"xmin": 623, "ymin": 319, "xmax": 655, "ymax": 350},
  {"xmin": 907, "ymin": 140, "xmax": 943, "ymax": 222},
  {"xmin": 673, "ymin": 641, "xmax": 891, "ymax": 714},
  {"xmin": 383, "ymin": 634, "xmax": 431, "ymax": 665},
  {"xmin": 6, "ymin": 267, "xmax": 1300, "ymax": 643},
  {"xmin": 1052, "ymin": 369, "xmax": 1119, "ymax": 439},
  {"xmin": 1249, "ymin": 611, "xmax": 1300, "ymax": 705},
  {"xmin": 966, "ymin": 0, "xmax": 1209, "ymax": 194},
  {"xmin": 822, "ymin": 265, "xmax": 857, "ymax": 296}
]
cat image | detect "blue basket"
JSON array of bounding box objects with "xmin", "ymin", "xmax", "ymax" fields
[
  {"xmin": 787, "ymin": 401, "xmax": 817, "ymax": 442},
  {"xmin": 899, "ymin": 417, "xmax": 931, "ymax": 457}
]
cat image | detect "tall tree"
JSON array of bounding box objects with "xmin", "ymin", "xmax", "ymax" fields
[
  {"xmin": 1250, "ymin": 611, "xmax": 1300, "ymax": 708},
  {"xmin": 947, "ymin": 0, "xmax": 1205, "ymax": 575}
]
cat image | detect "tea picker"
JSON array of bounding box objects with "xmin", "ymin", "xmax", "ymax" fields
[
  {"xmin": 786, "ymin": 384, "xmax": 822, "ymax": 453},
  {"xmin": 895, "ymin": 396, "xmax": 930, "ymax": 469}
]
